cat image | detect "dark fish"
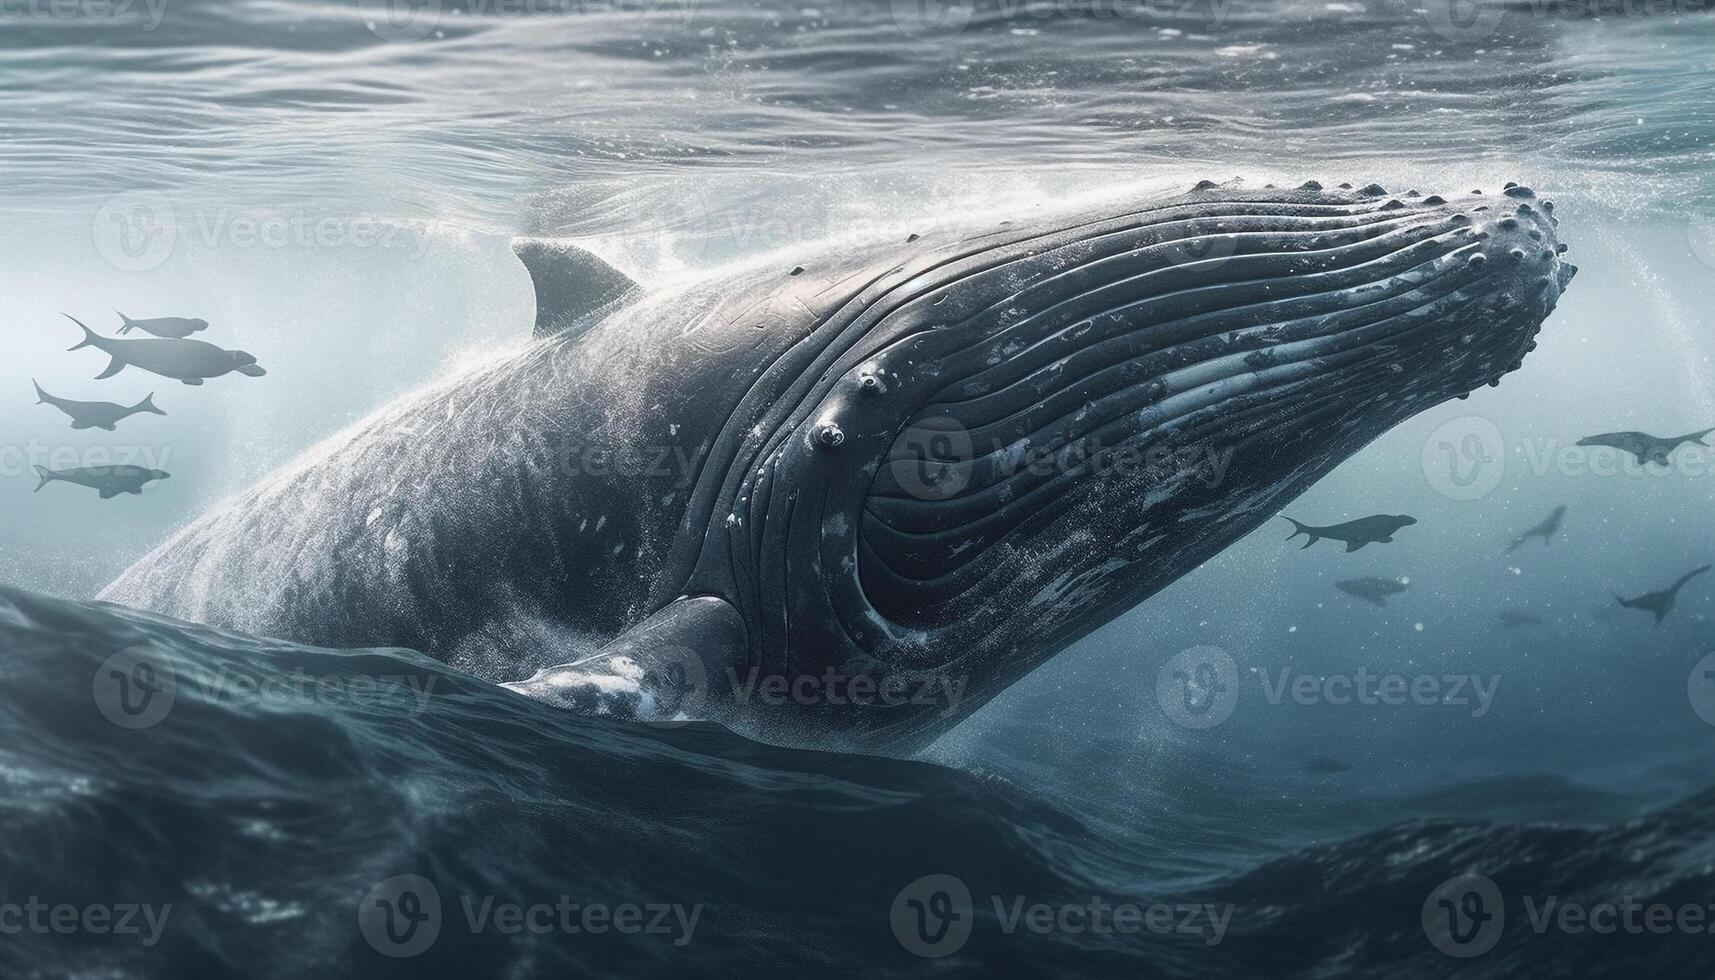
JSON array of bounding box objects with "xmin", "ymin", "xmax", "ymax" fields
[
  {"xmin": 66, "ymin": 314, "xmax": 264, "ymax": 385},
  {"xmin": 1284, "ymin": 515, "xmax": 1417, "ymax": 552},
  {"xmin": 116, "ymin": 311, "xmax": 209, "ymax": 339},
  {"xmin": 1577, "ymin": 428, "xmax": 1713, "ymax": 467},
  {"xmin": 1335, "ymin": 577, "xmax": 1410, "ymax": 607},
  {"xmin": 34, "ymin": 380, "xmax": 164, "ymax": 431},
  {"xmin": 1505, "ymin": 504, "xmax": 1566, "ymax": 553},
  {"xmin": 33, "ymin": 465, "xmax": 170, "ymax": 499},
  {"xmin": 1616, "ymin": 564, "xmax": 1711, "ymax": 625}
]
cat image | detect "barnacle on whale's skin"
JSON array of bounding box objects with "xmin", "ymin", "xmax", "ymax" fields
[{"xmin": 103, "ymin": 179, "xmax": 1575, "ymax": 752}]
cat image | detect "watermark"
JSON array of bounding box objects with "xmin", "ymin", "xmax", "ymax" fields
[
  {"xmin": 727, "ymin": 666, "xmax": 968, "ymax": 719},
  {"xmin": 0, "ymin": 897, "xmax": 171, "ymax": 947},
  {"xmin": 359, "ymin": 0, "xmax": 701, "ymax": 43},
  {"xmin": 1689, "ymin": 651, "xmax": 1715, "ymax": 726},
  {"xmin": 1425, "ymin": 873, "xmax": 1715, "ymax": 958},
  {"xmin": 93, "ymin": 645, "xmax": 440, "ymax": 729},
  {"xmin": 1423, "ymin": 874, "xmax": 1504, "ymax": 957},
  {"xmin": 1423, "ymin": 0, "xmax": 1715, "ymax": 43},
  {"xmin": 1422, "ymin": 415, "xmax": 1505, "ymax": 500},
  {"xmin": 547, "ymin": 434, "xmax": 712, "ymax": 489},
  {"xmin": 1421, "ymin": 0, "xmax": 1505, "ymax": 42},
  {"xmin": 93, "ymin": 191, "xmax": 177, "ymax": 273},
  {"xmin": 4, "ymin": 442, "xmax": 173, "ymax": 480},
  {"xmin": 1257, "ymin": 667, "xmax": 1499, "ymax": 718},
  {"xmin": 1156, "ymin": 647, "xmax": 1501, "ymax": 730},
  {"xmin": 889, "ymin": 874, "xmax": 1233, "ymax": 958},
  {"xmin": 1155, "ymin": 646, "xmax": 1240, "ymax": 729},
  {"xmin": 889, "ymin": 0, "xmax": 1232, "ymax": 41},
  {"xmin": 358, "ymin": 875, "xmax": 702, "ymax": 957},
  {"xmin": 0, "ymin": 0, "xmax": 167, "ymax": 30},
  {"xmin": 93, "ymin": 646, "xmax": 178, "ymax": 730},
  {"xmin": 92, "ymin": 191, "xmax": 436, "ymax": 272},
  {"xmin": 889, "ymin": 419, "xmax": 1239, "ymax": 502}
]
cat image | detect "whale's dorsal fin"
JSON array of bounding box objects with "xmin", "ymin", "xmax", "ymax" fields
[{"xmin": 511, "ymin": 238, "xmax": 639, "ymax": 339}]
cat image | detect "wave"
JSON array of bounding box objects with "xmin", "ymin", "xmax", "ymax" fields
[{"xmin": 2, "ymin": 585, "xmax": 1712, "ymax": 977}]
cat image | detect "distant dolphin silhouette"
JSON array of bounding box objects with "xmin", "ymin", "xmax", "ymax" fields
[
  {"xmin": 1506, "ymin": 504, "xmax": 1565, "ymax": 553},
  {"xmin": 1616, "ymin": 564, "xmax": 1711, "ymax": 625},
  {"xmin": 1577, "ymin": 428, "xmax": 1713, "ymax": 467},
  {"xmin": 1284, "ymin": 515, "xmax": 1417, "ymax": 552},
  {"xmin": 65, "ymin": 314, "xmax": 264, "ymax": 385},
  {"xmin": 34, "ymin": 381, "xmax": 164, "ymax": 431},
  {"xmin": 1497, "ymin": 610, "xmax": 1544, "ymax": 628},
  {"xmin": 1335, "ymin": 577, "xmax": 1409, "ymax": 607},
  {"xmin": 34, "ymin": 465, "xmax": 170, "ymax": 499},
  {"xmin": 116, "ymin": 311, "xmax": 209, "ymax": 339}
]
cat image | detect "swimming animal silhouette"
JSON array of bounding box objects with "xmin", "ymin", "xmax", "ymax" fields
[
  {"xmin": 33, "ymin": 465, "xmax": 170, "ymax": 499},
  {"xmin": 1577, "ymin": 428, "xmax": 1713, "ymax": 467},
  {"xmin": 65, "ymin": 315, "xmax": 265, "ymax": 385},
  {"xmin": 1506, "ymin": 505, "xmax": 1565, "ymax": 553},
  {"xmin": 116, "ymin": 311, "xmax": 209, "ymax": 339},
  {"xmin": 1615, "ymin": 564, "xmax": 1711, "ymax": 625},
  {"xmin": 1284, "ymin": 515, "xmax": 1417, "ymax": 552},
  {"xmin": 1335, "ymin": 577, "xmax": 1410, "ymax": 607},
  {"xmin": 33, "ymin": 381, "xmax": 164, "ymax": 431}
]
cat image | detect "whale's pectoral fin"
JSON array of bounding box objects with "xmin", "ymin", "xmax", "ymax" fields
[
  {"xmin": 501, "ymin": 596, "xmax": 747, "ymax": 724},
  {"xmin": 512, "ymin": 237, "xmax": 640, "ymax": 340},
  {"xmin": 94, "ymin": 357, "xmax": 126, "ymax": 380},
  {"xmin": 1346, "ymin": 540, "xmax": 1367, "ymax": 552}
]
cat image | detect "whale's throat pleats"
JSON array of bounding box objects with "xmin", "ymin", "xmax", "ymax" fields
[{"xmin": 850, "ymin": 195, "xmax": 1501, "ymax": 620}]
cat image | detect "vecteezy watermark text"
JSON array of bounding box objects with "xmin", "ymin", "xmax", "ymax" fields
[
  {"xmin": 357, "ymin": 875, "xmax": 701, "ymax": 957},
  {"xmin": 0, "ymin": 897, "xmax": 171, "ymax": 947},
  {"xmin": 889, "ymin": 874, "xmax": 1233, "ymax": 958},
  {"xmin": 727, "ymin": 667, "xmax": 967, "ymax": 719}
]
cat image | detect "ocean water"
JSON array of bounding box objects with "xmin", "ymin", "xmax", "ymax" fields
[{"xmin": 3, "ymin": 0, "xmax": 1715, "ymax": 976}]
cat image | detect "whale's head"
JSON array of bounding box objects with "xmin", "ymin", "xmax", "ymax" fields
[{"xmin": 670, "ymin": 180, "xmax": 1574, "ymax": 749}]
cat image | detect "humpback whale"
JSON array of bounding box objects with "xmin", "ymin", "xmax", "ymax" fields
[{"xmin": 102, "ymin": 180, "xmax": 1576, "ymax": 750}]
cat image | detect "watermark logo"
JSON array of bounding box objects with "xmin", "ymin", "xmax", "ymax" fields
[
  {"xmin": 889, "ymin": 0, "xmax": 975, "ymax": 39},
  {"xmin": 360, "ymin": 0, "xmax": 442, "ymax": 41},
  {"xmin": 93, "ymin": 191, "xmax": 177, "ymax": 273},
  {"xmin": 889, "ymin": 416, "xmax": 975, "ymax": 502},
  {"xmin": 1423, "ymin": 873, "xmax": 1504, "ymax": 957},
  {"xmin": 93, "ymin": 646, "xmax": 178, "ymax": 730},
  {"xmin": 1422, "ymin": 0, "xmax": 1506, "ymax": 42},
  {"xmin": 642, "ymin": 644, "xmax": 708, "ymax": 727},
  {"xmin": 1156, "ymin": 215, "xmax": 1243, "ymax": 270},
  {"xmin": 1688, "ymin": 651, "xmax": 1715, "ymax": 727},
  {"xmin": 359, "ymin": 876, "xmax": 700, "ymax": 952},
  {"xmin": 358, "ymin": 875, "xmax": 443, "ymax": 957},
  {"xmin": 1423, "ymin": 415, "xmax": 1505, "ymax": 500},
  {"xmin": 1155, "ymin": 646, "xmax": 1239, "ymax": 729},
  {"xmin": 890, "ymin": 874, "xmax": 974, "ymax": 958}
]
